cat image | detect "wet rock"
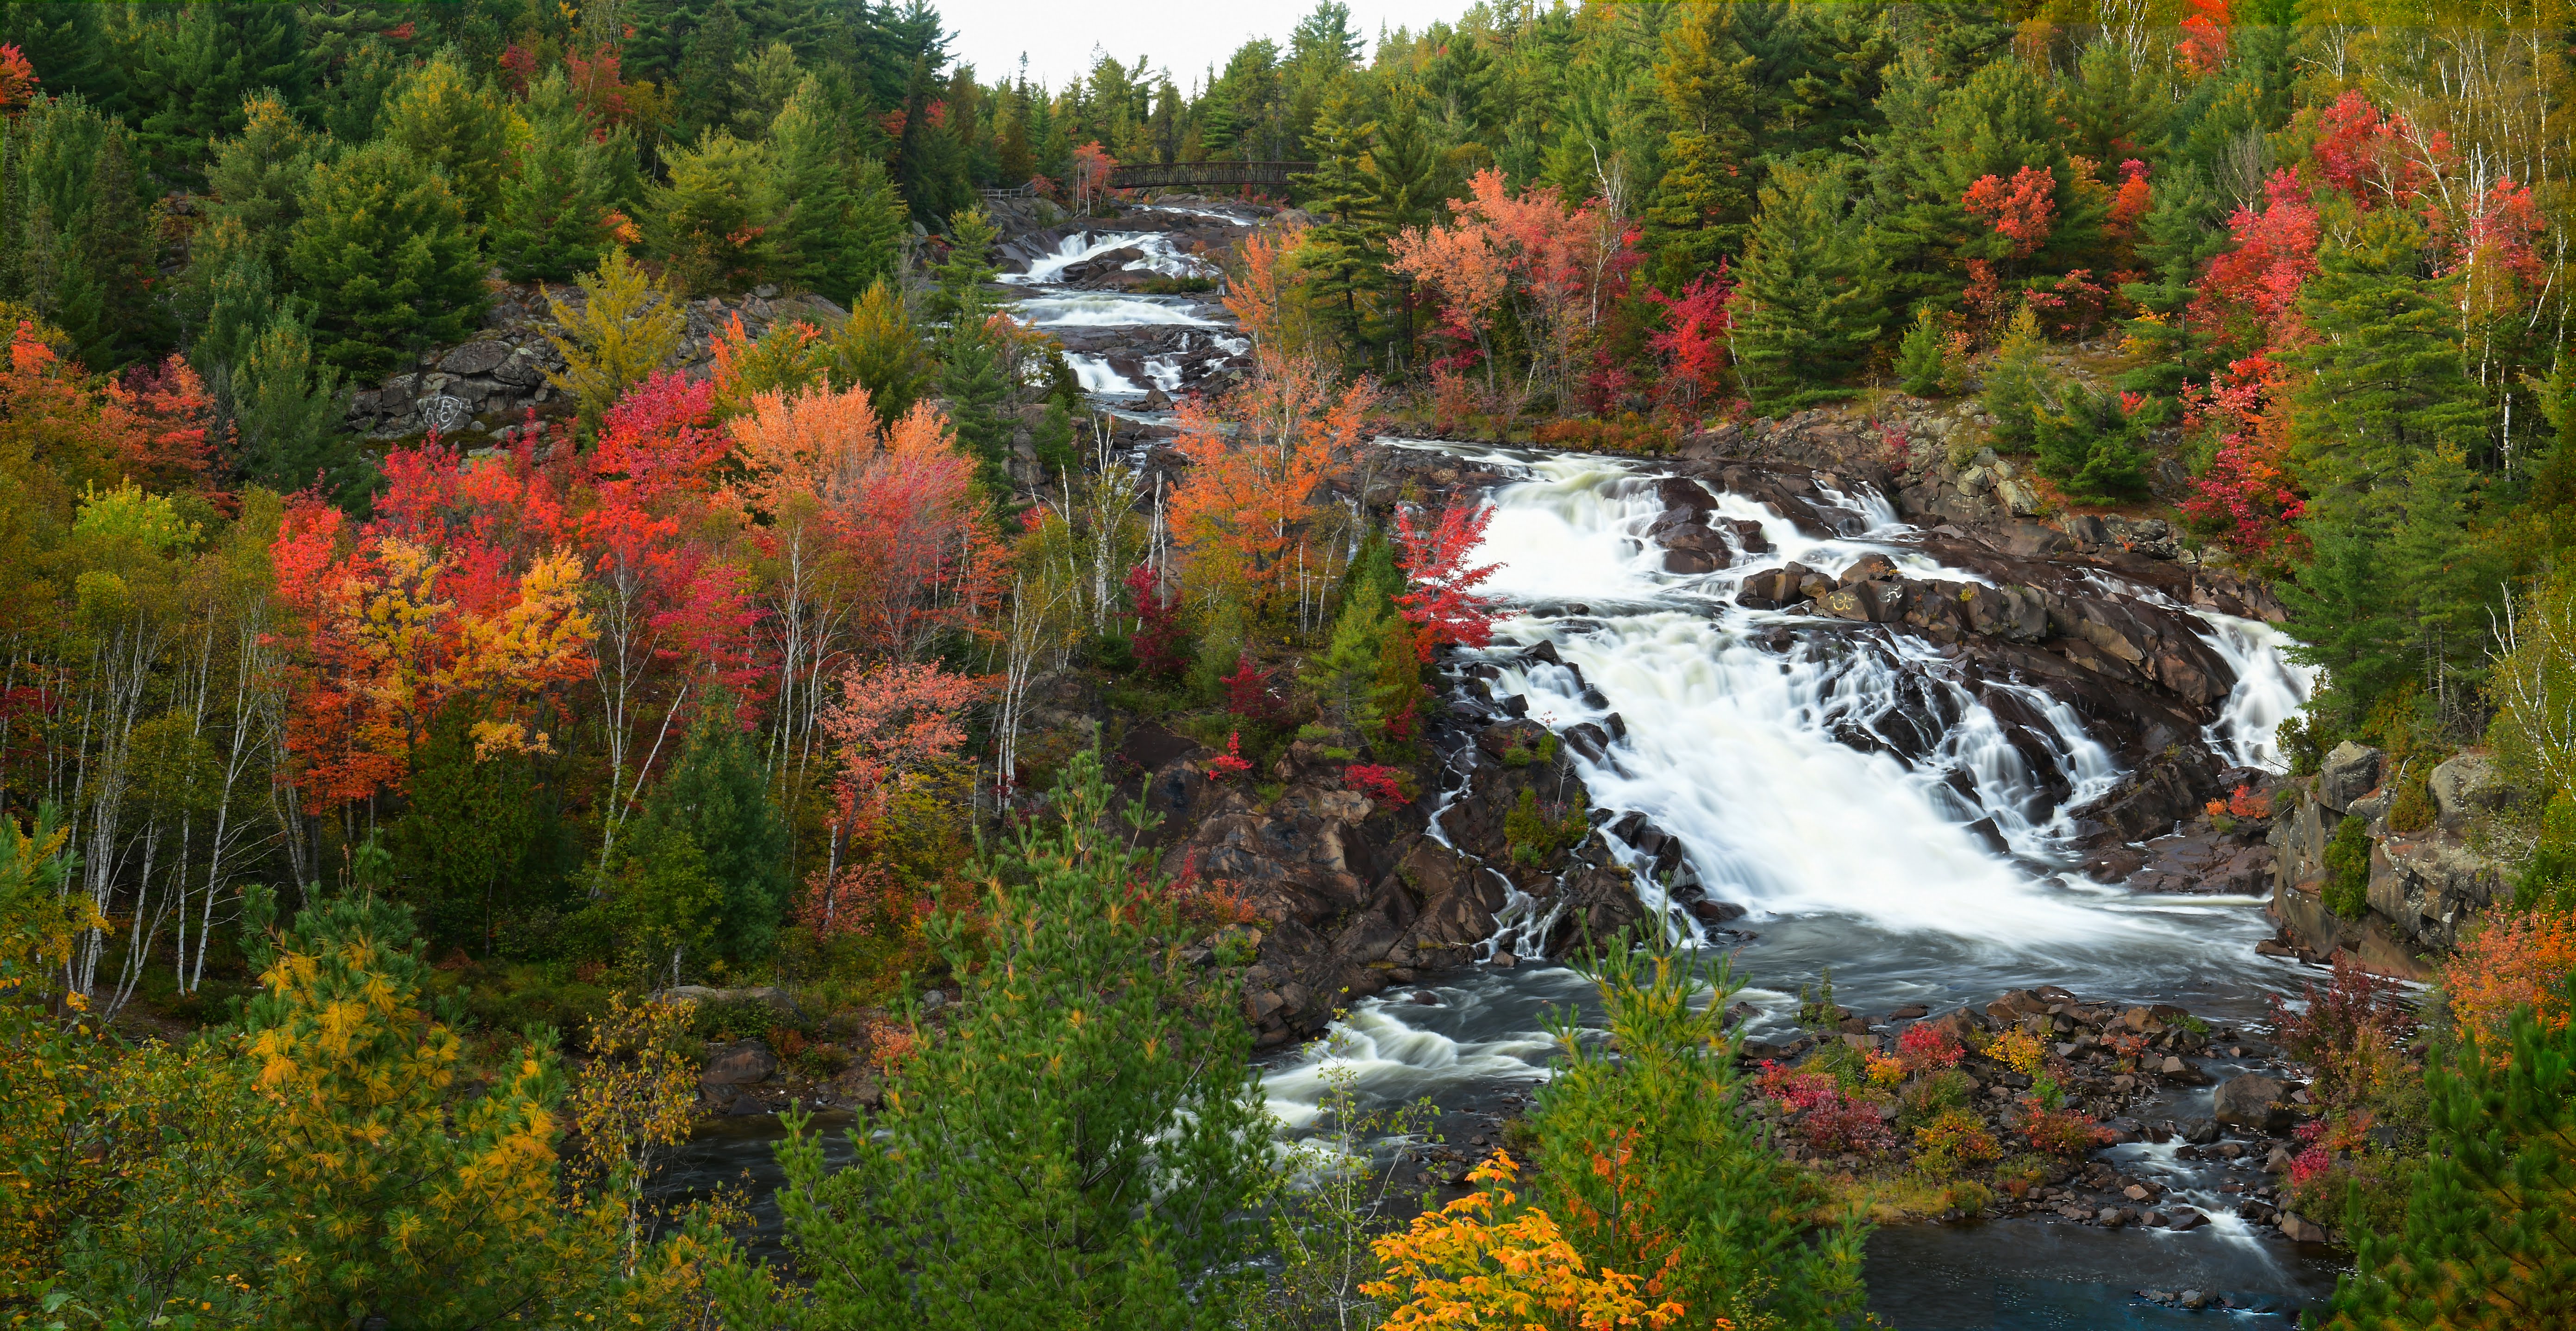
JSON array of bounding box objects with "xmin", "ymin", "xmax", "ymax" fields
[
  {"xmin": 700, "ymin": 1039, "xmax": 779, "ymax": 1096},
  {"xmin": 2212, "ymin": 1073, "xmax": 2292, "ymax": 1130},
  {"xmin": 2278, "ymin": 1211, "xmax": 2329, "ymax": 1243},
  {"xmin": 2165, "ymin": 1207, "xmax": 2206, "ymax": 1231},
  {"xmin": 836, "ymin": 1068, "xmax": 884, "ymax": 1109},
  {"xmin": 2180, "ymin": 1117, "xmax": 2220, "ymax": 1144}
]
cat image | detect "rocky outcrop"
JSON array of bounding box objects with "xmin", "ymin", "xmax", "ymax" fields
[
  {"xmin": 344, "ymin": 283, "xmax": 852, "ymax": 443},
  {"xmin": 1119, "ymin": 677, "xmax": 1660, "ymax": 1047},
  {"xmin": 2267, "ymin": 743, "xmax": 2520, "ymax": 975}
]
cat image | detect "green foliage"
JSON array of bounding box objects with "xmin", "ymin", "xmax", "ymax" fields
[
  {"xmin": 0, "ymin": 92, "xmax": 168, "ymax": 370},
  {"xmin": 709, "ymin": 751, "xmax": 1272, "ymax": 1329},
  {"xmin": 232, "ymin": 314, "xmax": 353, "ymax": 496},
  {"xmin": 1531, "ymin": 935, "xmax": 1871, "ymax": 1328},
  {"xmin": 1894, "ymin": 308, "xmax": 1956, "ymax": 398},
  {"xmin": 2320, "ymin": 977, "xmax": 2576, "ymax": 1329},
  {"xmin": 1503, "ymin": 787, "xmax": 1588, "ymax": 869},
  {"xmin": 284, "ymin": 138, "xmax": 487, "ymax": 379},
  {"xmin": 827, "ymin": 278, "xmax": 933, "ymax": 421},
  {"xmin": 2514, "ymin": 792, "xmax": 2576, "ymax": 914},
  {"xmin": 380, "ymin": 47, "xmax": 515, "ymax": 224},
  {"xmin": 1731, "ymin": 157, "xmax": 1891, "ymax": 411},
  {"xmin": 771, "ymin": 76, "xmax": 907, "ymax": 304},
  {"xmin": 2031, "ymin": 378, "xmax": 2155, "ymax": 499},
  {"xmin": 2325, "ymin": 812, "xmax": 2373, "ymax": 920},
  {"xmin": 1978, "ymin": 305, "xmax": 2047, "ymax": 455},
  {"xmin": 619, "ymin": 703, "xmax": 793, "ymax": 971},
  {"xmin": 646, "ymin": 131, "xmax": 780, "ymax": 293},
  {"xmin": 490, "ymin": 69, "xmax": 629, "ymax": 282},
  {"xmin": 1301, "ymin": 593, "xmax": 1394, "ymax": 738},
  {"xmin": 387, "ymin": 709, "xmax": 575, "ymax": 958},
  {"xmin": 125, "ymin": 2, "xmax": 315, "ymax": 190}
]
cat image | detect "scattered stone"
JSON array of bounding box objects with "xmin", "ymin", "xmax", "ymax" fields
[
  {"xmin": 2213, "ymin": 1073, "xmax": 2292, "ymax": 1130},
  {"xmin": 1491, "ymin": 951, "xmax": 1519, "ymax": 969},
  {"xmin": 2181, "ymin": 1117, "xmax": 2220, "ymax": 1144},
  {"xmin": 2179, "ymin": 1290, "xmax": 2209, "ymax": 1310},
  {"xmin": 2166, "ymin": 1207, "xmax": 2207, "ymax": 1231},
  {"xmin": 700, "ymin": 1039, "xmax": 778, "ymax": 1091},
  {"xmin": 2280, "ymin": 1212, "xmax": 2329, "ymax": 1243}
]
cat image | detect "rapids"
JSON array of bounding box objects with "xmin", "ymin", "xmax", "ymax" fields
[{"xmin": 1258, "ymin": 445, "xmax": 2344, "ymax": 1323}]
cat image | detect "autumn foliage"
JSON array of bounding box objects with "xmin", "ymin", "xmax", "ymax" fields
[
  {"xmin": 1394, "ymin": 502, "xmax": 1503, "ymax": 658},
  {"xmin": 1362, "ymin": 1153, "xmax": 1697, "ymax": 1331},
  {"xmin": 2440, "ymin": 910, "xmax": 2576, "ymax": 1062}
]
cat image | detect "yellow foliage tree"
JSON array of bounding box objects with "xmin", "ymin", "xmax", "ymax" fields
[
  {"xmin": 1363, "ymin": 1152, "xmax": 1703, "ymax": 1331},
  {"xmin": 544, "ymin": 246, "xmax": 685, "ymax": 426}
]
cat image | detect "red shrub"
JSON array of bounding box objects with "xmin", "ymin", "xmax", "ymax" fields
[
  {"xmin": 1344, "ymin": 763, "xmax": 1409, "ymax": 806},
  {"xmin": 1895, "ymin": 1023, "xmax": 1963, "ymax": 1074}
]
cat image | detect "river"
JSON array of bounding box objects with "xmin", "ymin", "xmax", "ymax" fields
[{"xmin": 661, "ymin": 209, "xmax": 2350, "ymax": 1326}]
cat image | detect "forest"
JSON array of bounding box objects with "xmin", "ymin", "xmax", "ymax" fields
[{"xmin": 3, "ymin": 0, "xmax": 2576, "ymax": 1327}]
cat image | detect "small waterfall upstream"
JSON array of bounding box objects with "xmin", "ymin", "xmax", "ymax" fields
[{"xmin": 1262, "ymin": 445, "xmax": 2340, "ymax": 1323}]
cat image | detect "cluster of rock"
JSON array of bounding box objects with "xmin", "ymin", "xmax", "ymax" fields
[
  {"xmin": 671, "ymin": 983, "xmax": 957, "ymax": 1115},
  {"xmin": 1114, "ymin": 694, "xmax": 1656, "ymax": 1048},
  {"xmin": 344, "ymin": 282, "xmax": 853, "ymax": 442},
  {"xmin": 1759, "ymin": 985, "xmax": 2332, "ymax": 1242},
  {"xmin": 2269, "ymin": 740, "xmax": 2516, "ymax": 976}
]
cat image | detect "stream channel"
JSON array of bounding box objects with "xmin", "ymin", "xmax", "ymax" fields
[{"xmin": 657, "ymin": 206, "xmax": 2351, "ymax": 1327}]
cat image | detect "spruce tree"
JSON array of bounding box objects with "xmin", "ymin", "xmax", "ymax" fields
[
  {"xmin": 1894, "ymin": 307, "xmax": 1954, "ymax": 398},
  {"xmin": 1363, "ymin": 92, "xmax": 1449, "ymax": 372},
  {"xmin": 380, "ymin": 46, "xmax": 515, "ymax": 225},
  {"xmin": 490, "ymin": 70, "xmax": 624, "ymax": 282},
  {"xmin": 2319, "ymin": 978, "xmax": 2576, "ymax": 1329},
  {"xmin": 284, "ymin": 139, "xmax": 486, "ymax": 379},
  {"xmin": 1728, "ymin": 158, "xmax": 1891, "ymax": 411},
  {"xmin": 621, "ymin": 702, "xmax": 792, "ymax": 966},
  {"xmin": 708, "ymin": 750, "xmax": 1271, "ymax": 1329},
  {"xmin": 1533, "ymin": 935, "xmax": 1871, "ymax": 1328}
]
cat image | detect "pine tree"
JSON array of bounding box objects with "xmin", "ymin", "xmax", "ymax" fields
[
  {"xmin": 2058, "ymin": 39, "xmax": 2172, "ymax": 172},
  {"xmin": 127, "ymin": 2, "xmax": 317, "ymax": 189},
  {"xmin": 2319, "ymin": 977, "xmax": 2576, "ymax": 1329},
  {"xmin": 2284, "ymin": 206, "xmax": 2496, "ymax": 716},
  {"xmin": 1363, "ymin": 92, "xmax": 1449, "ymax": 373},
  {"xmin": 2115, "ymin": 163, "xmax": 2227, "ymax": 398},
  {"xmin": 1728, "ymin": 158, "xmax": 1891, "ymax": 411},
  {"xmin": 1979, "ymin": 303, "xmax": 2047, "ymax": 455},
  {"xmin": 1644, "ymin": 3, "xmax": 1758, "ymax": 285},
  {"xmin": 283, "ymin": 139, "xmax": 486, "ymax": 379},
  {"xmin": 489, "ymin": 70, "xmax": 623, "ymax": 281},
  {"xmin": 770, "ymin": 75, "xmax": 906, "ymax": 305},
  {"xmin": 924, "ymin": 206, "xmax": 1000, "ymax": 330},
  {"xmin": 825, "ymin": 277, "xmax": 932, "ymax": 421},
  {"xmin": 380, "ymin": 47, "xmax": 516, "ymax": 225},
  {"xmin": 196, "ymin": 94, "xmax": 327, "ymax": 274},
  {"xmin": 646, "ymin": 130, "xmax": 780, "ymax": 293},
  {"xmin": 1894, "ymin": 306, "xmax": 1953, "ymax": 397},
  {"xmin": 233, "ymin": 314, "xmax": 351, "ymax": 497},
  {"xmin": 2032, "ymin": 379, "xmax": 2154, "ymax": 499},
  {"xmin": 0, "ymin": 92, "xmax": 168, "ymax": 370},
  {"xmin": 1532, "ymin": 936, "xmax": 1871, "ymax": 1328},
  {"xmin": 1294, "ymin": 85, "xmax": 1377, "ymax": 361},
  {"xmin": 620, "ymin": 702, "xmax": 792, "ymax": 966},
  {"xmin": 708, "ymin": 750, "xmax": 1271, "ymax": 1328}
]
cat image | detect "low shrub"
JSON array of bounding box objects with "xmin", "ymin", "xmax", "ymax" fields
[
  {"xmin": 1528, "ymin": 413, "xmax": 1678, "ymax": 456},
  {"xmin": 1897, "ymin": 1069, "xmax": 1976, "ymax": 1128},
  {"xmin": 1912, "ymin": 1109, "xmax": 2003, "ymax": 1178},
  {"xmin": 2020, "ymin": 1104, "xmax": 2113, "ymax": 1156},
  {"xmin": 1895, "ymin": 1022, "xmax": 1963, "ymax": 1074},
  {"xmin": 2323, "ymin": 813, "xmax": 2372, "ymax": 919}
]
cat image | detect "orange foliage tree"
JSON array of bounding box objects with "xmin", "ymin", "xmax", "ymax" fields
[
  {"xmin": 1363, "ymin": 1152, "xmax": 1700, "ymax": 1331},
  {"xmin": 269, "ymin": 447, "xmax": 599, "ymax": 824},
  {"xmin": 0, "ymin": 323, "xmax": 221, "ymax": 497},
  {"xmin": 2440, "ymin": 909, "xmax": 2576, "ymax": 1060},
  {"xmin": 1388, "ymin": 168, "xmax": 1639, "ymax": 406},
  {"xmin": 1172, "ymin": 233, "xmax": 1382, "ymax": 625},
  {"xmin": 728, "ymin": 380, "xmax": 1003, "ymax": 818}
]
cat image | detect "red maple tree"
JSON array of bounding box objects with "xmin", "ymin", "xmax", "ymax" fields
[{"xmin": 1394, "ymin": 503, "xmax": 1503, "ymax": 659}]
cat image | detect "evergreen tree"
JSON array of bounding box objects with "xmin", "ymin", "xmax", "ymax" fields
[
  {"xmin": 2058, "ymin": 39, "xmax": 2171, "ymax": 172},
  {"xmin": 0, "ymin": 92, "xmax": 168, "ymax": 369},
  {"xmin": 1644, "ymin": 2, "xmax": 1758, "ymax": 284},
  {"xmin": 826, "ymin": 277, "xmax": 932, "ymax": 421},
  {"xmin": 1363, "ymin": 91, "xmax": 1449, "ymax": 372},
  {"xmin": 2319, "ymin": 977, "xmax": 2576, "ymax": 1330},
  {"xmin": 1532, "ymin": 936, "xmax": 1871, "ymax": 1328},
  {"xmin": 284, "ymin": 139, "xmax": 486, "ymax": 379},
  {"xmin": 126, "ymin": 2, "xmax": 316, "ymax": 189},
  {"xmin": 1979, "ymin": 303, "xmax": 2047, "ymax": 455},
  {"xmin": 1295, "ymin": 85, "xmax": 1377, "ymax": 360},
  {"xmin": 924, "ymin": 206, "xmax": 1000, "ymax": 330},
  {"xmin": 938, "ymin": 329, "xmax": 1012, "ymax": 491},
  {"xmin": 1894, "ymin": 306, "xmax": 1954, "ymax": 398},
  {"xmin": 1863, "ymin": 52, "xmax": 2096, "ymax": 310},
  {"xmin": 770, "ymin": 75, "xmax": 906, "ymax": 305},
  {"xmin": 544, "ymin": 247, "xmax": 687, "ymax": 431},
  {"xmin": 644, "ymin": 130, "xmax": 780, "ymax": 293},
  {"xmin": 2284, "ymin": 206, "xmax": 2496, "ymax": 715},
  {"xmin": 380, "ymin": 46, "xmax": 516, "ymax": 225},
  {"xmin": 2115, "ymin": 163, "xmax": 2227, "ymax": 398},
  {"xmin": 490, "ymin": 70, "xmax": 625, "ymax": 282},
  {"xmin": 2032, "ymin": 379, "xmax": 2154, "ymax": 499},
  {"xmin": 196, "ymin": 94, "xmax": 327, "ymax": 275},
  {"xmin": 709, "ymin": 751, "xmax": 1271, "ymax": 1329},
  {"xmin": 387, "ymin": 709, "xmax": 570, "ymax": 955},
  {"xmin": 620, "ymin": 702, "xmax": 792, "ymax": 966},
  {"xmin": 233, "ymin": 314, "xmax": 353, "ymax": 498},
  {"xmin": 1728, "ymin": 157, "xmax": 1891, "ymax": 410}
]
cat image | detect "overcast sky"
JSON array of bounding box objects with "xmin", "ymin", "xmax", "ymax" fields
[{"xmin": 934, "ymin": 0, "xmax": 1467, "ymax": 93}]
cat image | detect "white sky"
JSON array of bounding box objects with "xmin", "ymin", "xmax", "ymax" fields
[{"xmin": 935, "ymin": 0, "xmax": 1469, "ymax": 94}]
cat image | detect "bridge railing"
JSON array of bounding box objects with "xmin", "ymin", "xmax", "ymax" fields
[{"xmin": 1107, "ymin": 161, "xmax": 1316, "ymax": 191}]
